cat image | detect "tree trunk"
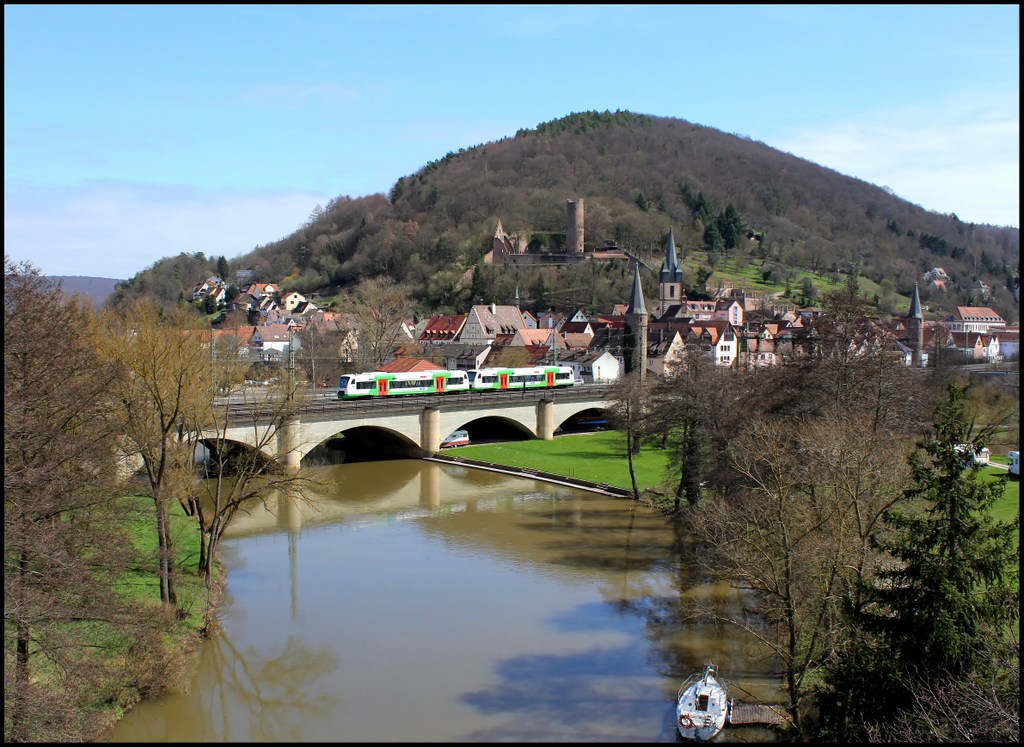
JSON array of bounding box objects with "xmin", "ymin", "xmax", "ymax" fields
[
  {"xmin": 626, "ymin": 430, "xmax": 640, "ymax": 501},
  {"xmin": 11, "ymin": 550, "xmax": 32, "ymax": 742},
  {"xmin": 155, "ymin": 500, "xmax": 177, "ymax": 611},
  {"xmin": 196, "ymin": 501, "xmax": 208, "ymax": 576},
  {"xmin": 204, "ymin": 516, "xmax": 224, "ymax": 589}
]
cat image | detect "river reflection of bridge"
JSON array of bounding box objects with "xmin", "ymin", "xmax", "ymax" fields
[{"xmin": 223, "ymin": 460, "xmax": 567, "ymax": 539}]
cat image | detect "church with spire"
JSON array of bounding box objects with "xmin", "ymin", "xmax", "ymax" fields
[
  {"xmin": 625, "ymin": 259, "xmax": 649, "ymax": 381},
  {"xmin": 906, "ymin": 282, "xmax": 924, "ymax": 368},
  {"xmin": 655, "ymin": 226, "xmax": 684, "ymax": 319}
]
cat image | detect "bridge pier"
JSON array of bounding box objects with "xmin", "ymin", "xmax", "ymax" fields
[
  {"xmin": 536, "ymin": 399, "xmax": 554, "ymax": 441},
  {"xmin": 277, "ymin": 416, "xmax": 302, "ymax": 473},
  {"xmin": 421, "ymin": 406, "xmax": 441, "ymax": 456}
]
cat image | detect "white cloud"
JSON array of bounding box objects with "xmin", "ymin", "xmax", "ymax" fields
[
  {"xmin": 770, "ymin": 92, "xmax": 1019, "ymax": 227},
  {"xmin": 4, "ymin": 181, "xmax": 332, "ymax": 279}
]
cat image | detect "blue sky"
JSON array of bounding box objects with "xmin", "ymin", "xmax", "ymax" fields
[{"xmin": 4, "ymin": 5, "xmax": 1019, "ymax": 279}]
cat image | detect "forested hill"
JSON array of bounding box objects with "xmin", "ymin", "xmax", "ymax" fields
[{"xmin": 109, "ymin": 110, "xmax": 1020, "ymax": 321}]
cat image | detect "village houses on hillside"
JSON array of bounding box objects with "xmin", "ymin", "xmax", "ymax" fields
[{"xmin": 199, "ymin": 221, "xmax": 1018, "ymax": 387}]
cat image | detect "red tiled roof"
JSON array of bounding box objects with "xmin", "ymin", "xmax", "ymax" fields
[{"xmin": 376, "ymin": 358, "xmax": 440, "ymax": 373}]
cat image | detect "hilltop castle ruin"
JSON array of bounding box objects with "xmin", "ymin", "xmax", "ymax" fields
[{"xmin": 485, "ymin": 198, "xmax": 628, "ymax": 266}]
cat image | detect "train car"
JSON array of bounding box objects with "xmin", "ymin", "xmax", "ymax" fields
[
  {"xmin": 338, "ymin": 369, "xmax": 471, "ymax": 399},
  {"xmin": 468, "ymin": 365, "xmax": 575, "ymax": 392}
]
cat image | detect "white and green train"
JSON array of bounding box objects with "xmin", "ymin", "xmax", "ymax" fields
[{"xmin": 338, "ymin": 365, "xmax": 575, "ymax": 400}]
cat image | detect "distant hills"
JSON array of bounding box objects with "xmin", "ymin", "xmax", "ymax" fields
[{"xmin": 49, "ymin": 276, "xmax": 122, "ymax": 310}]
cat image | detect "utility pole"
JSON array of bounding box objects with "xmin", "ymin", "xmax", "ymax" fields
[
  {"xmin": 549, "ymin": 318, "xmax": 557, "ymax": 366},
  {"xmin": 211, "ymin": 331, "xmax": 217, "ymax": 397},
  {"xmin": 288, "ymin": 327, "xmax": 296, "ymax": 401}
]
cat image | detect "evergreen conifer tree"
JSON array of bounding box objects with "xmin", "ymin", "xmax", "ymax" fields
[
  {"xmin": 869, "ymin": 383, "xmax": 1018, "ymax": 676},
  {"xmin": 812, "ymin": 383, "xmax": 1018, "ymax": 740}
]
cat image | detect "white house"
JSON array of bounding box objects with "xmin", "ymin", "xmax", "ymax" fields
[
  {"xmin": 581, "ymin": 349, "xmax": 620, "ymax": 383},
  {"xmin": 279, "ymin": 291, "xmax": 306, "ymax": 312},
  {"xmin": 646, "ymin": 329, "xmax": 686, "ymax": 377},
  {"xmin": 250, "ymin": 323, "xmax": 294, "ymax": 361},
  {"xmin": 996, "ymin": 328, "xmax": 1019, "ymax": 361}
]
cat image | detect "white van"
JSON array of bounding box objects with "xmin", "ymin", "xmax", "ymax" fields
[
  {"xmin": 1009, "ymin": 450, "xmax": 1019, "ymax": 478},
  {"xmin": 440, "ymin": 429, "xmax": 470, "ymax": 448}
]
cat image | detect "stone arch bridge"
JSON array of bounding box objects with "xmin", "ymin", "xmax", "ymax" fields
[{"xmin": 204, "ymin": 385, "xmax": 612, "ymax": 471}]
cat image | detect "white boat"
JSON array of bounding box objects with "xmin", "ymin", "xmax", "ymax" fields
[{"xmin": 676, "ymin": 663, "xmax": 730, "ymax": 741}]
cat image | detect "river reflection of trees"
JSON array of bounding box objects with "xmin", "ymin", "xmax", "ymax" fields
[
  {"xmin": 115, "ymin": 460, "xmax": 785, "ymax": 742},
  {"xmin": 108, "ymin": 629, "xmax": 339, "ymax": 742},
  {"xmin": 197, "ymin": 633, "xmax": 339, "ymax": 742}
]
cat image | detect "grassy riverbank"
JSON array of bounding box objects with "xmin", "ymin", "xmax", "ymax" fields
[
  {"xmin": 456, "ymin": 431, "xmax": 674, "ymax": 494},
  {"xmin": 93, "ymin": 496, "xmax": 218, "ymax": 738},
  {"xmin": 457, "ymin": 432, "xmax": 1020, "ymax": 525}
]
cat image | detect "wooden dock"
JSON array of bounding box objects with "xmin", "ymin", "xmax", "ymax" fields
[{"xmin": 728, "ymin": 701, "xmax": 792, "ymax": 728}]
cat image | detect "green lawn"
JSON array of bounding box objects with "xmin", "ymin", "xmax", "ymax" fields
[
  {"xmin": 979, "ymin": 465, "xmax": 1020, "ymax": 530},
  {"xmin": 456, "ymin": 433, "xmax": 1020, "ymax": 529},
  {"xmin": 676, "ymin": 254, "xmax": 906, "ymax": 309},
  {"xmin": 117, "ymin": 495, "xmax": 210, "ymax": 633},
  {"xmin": 457, "ymin": 431, "xmax": 673, "ymax": 493}
]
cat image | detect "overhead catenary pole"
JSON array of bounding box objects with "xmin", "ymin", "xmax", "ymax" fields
[
  {"xmin": 211, "ymin": 330, "xmax": 217, "ymax": 396},
  {"xmin": 288, "ymin": 327, "xmax": 296, "ymax": 401}
]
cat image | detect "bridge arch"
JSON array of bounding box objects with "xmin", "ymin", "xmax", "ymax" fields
[
  {"xmin": 304, "ymin": 424, "xmax": 422, "ymax": 463},
  {"xmin": 197, "ymin": 436, "xmax": 281, "ymax": 473},
  {"xmin": 207, "ymin": 388, "xmax": 610, "ymax": 467}
]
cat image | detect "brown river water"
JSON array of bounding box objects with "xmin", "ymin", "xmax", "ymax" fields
[{"xmin": 108, "ymin": 459, "xmax": 786, "ymax": 742}]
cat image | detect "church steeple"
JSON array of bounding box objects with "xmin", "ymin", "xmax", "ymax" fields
[
  {"xmin": 626, "ymin": 261, "xmax": 648, "ymax": 382},
  {"xmin": 657, "ymin": 226, "xmax": 683, "ymax": 319},
  {"xmin": 659, "ymin": 226, "xmax": 683, "ymax": 284},
  {"xmin": 906, "ymin": 282, "xmax": 923, "ymax": 320},
  {"xmin": 906, "ymin": 282, "xmax": 924, "ymax": 368},
  {"xmin": 627, "ymin": 261, "xmax": 647, "ymax": 317}
]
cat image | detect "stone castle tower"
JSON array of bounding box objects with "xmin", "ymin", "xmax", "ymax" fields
[{"xmin": 566, "ymin": 199, "xmax": 584, "ymax": 254}]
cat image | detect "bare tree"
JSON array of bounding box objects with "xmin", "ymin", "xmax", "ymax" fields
[
  {"xmin": 295, "ymin": 317, "xmax": 348, "ymax": 389},
  {"xmin": 189, "ymin": 376, "xmax": 319, "ymax": 592},
  {"xmin": 685, "ymin": 412, "xmax": 912, "ymax": 739},
  {"xmin": 648, "ymin": 353, "xmax": 720, "ymax": 509},
  {"xmin": 95, "ymin": 300, "xmax": 212, "ymax": 615},
  {"xmin": 4, "ymin": 258, "xmax": 164, "ymax": 741},
  {"xmin": 604, "ymin": 371, "xmax": 648, "ymax": 500},
  {"xmin": 345, "ymin": 276, "xmax": 416, "ymax": 369}
]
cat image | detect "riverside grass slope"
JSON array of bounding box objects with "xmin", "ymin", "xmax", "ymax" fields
[
  {"xmin": 456, "ymin": 432, "xmax": 1019, "ymax": 522},
  {"xmin": 456, "ymin": 431, "xmax": 672, "ymax": 494}
]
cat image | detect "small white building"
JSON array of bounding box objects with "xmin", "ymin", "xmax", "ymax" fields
[
  {"xmin": 581, "ymin": 349, "xmax": 620, "ymax": 383},
  {"xmin": 250, "ymin": 323, "xmax": 294, "ymax": 361}
]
